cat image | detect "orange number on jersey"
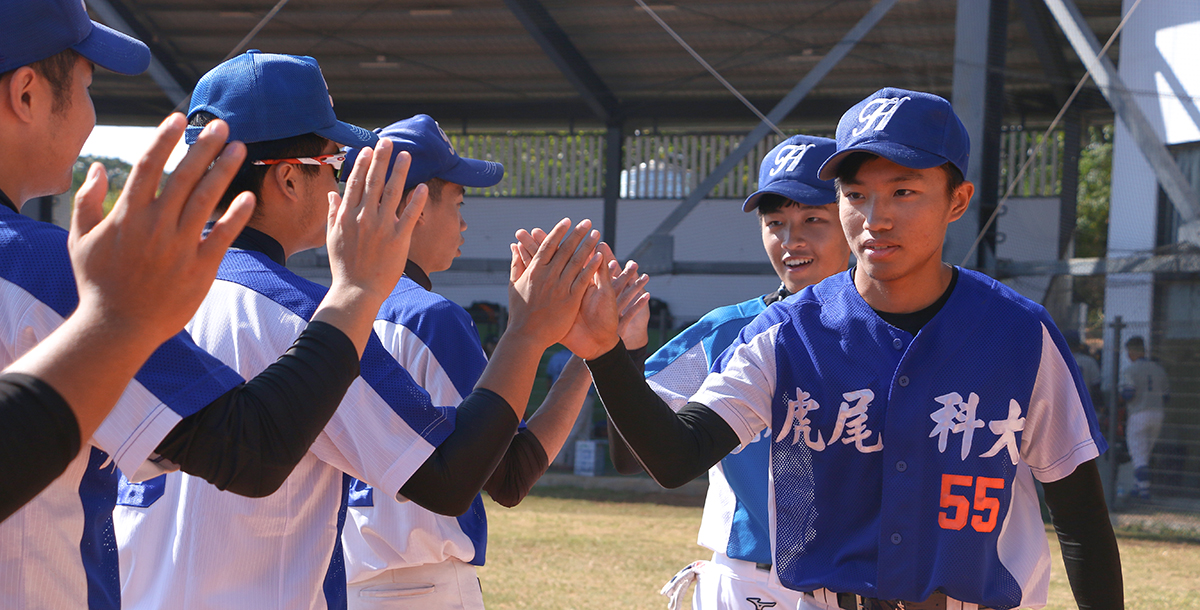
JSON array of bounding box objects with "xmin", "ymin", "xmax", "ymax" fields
[
  {"xmin": 971, "ymin": 477, "xmax": 1005, "ymax": 533},
  {"xmin": 938, "ymin": 474, "xmax": 973, "ymax": 531},
  {"xmin": 939, "ymin": 474, "xmax": 1007, "ymax": 532}
]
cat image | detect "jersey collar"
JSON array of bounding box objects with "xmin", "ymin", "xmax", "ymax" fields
[
  {"xmin": 404, "ymin": 260, "xmax": 432, "ymax": 291},
  {"xmin": 0, "ymin": 188, "xmax": 17, "ymax": 214},
  {"xmin": 228, "ymin": 226, "xmax": 287, "ymax": 266}
]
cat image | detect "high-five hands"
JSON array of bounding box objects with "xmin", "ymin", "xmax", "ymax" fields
[
  {"xmin": 507, "ymin": 218, "xmax": 603, "ymax": 350},
  {"xmin": 512, "ymin": 229, "xmax": 649, "ymax": 360},
  {"xmin": 315, "ymin": 139, "xmax": 428, "ymax": 355}
]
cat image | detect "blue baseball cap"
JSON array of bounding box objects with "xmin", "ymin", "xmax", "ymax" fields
[
  {"xmin": 0, "ymin": 0, "xmax": 150, "ymax": 75},
  {"xmin": 817, "ymin": 87, "xmax": 969, "ymax": 181},
  {"xmin": 184, "ymin": 50, "xmax": 377, "ymax": 148},
  {"xmin": 742, "ymin": 135, "xmax": 837, "ymax": 212},
  {"xmin": 343, "ymin": 114, "xmax": 504, "ymax": 190}
]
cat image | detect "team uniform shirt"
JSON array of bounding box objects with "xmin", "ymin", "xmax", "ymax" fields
[
  {"xmin": 339, "ymin": 271, "xmax": 490, "ymax": 585},
  {"xmin": 1120, "ymin": 358, "xmax": 1169, "ymax": 414},
  {"xmin": 692, "ymin": 269, "xmax": 1106, "ymax": 610},
  {"xmin": 645, "ymin": 296, "xmax": 774, "ymax": 565},
  {"xmin": 0, "ymin": 201, "xmax": 243, "ymax": 610},
  {"xmin": 113, "ymin": 235, "xmax": 455, "ymax": 610}
]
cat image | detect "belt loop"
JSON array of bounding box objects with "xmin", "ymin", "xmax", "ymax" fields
[{"xmin": 947, "ymin": 598, "xmax": 962, "ymax": 610}]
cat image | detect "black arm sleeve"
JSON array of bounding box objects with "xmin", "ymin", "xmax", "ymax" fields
[
  {"xmin": 400, "ymin": 388, "xmax": 520, "ymax": 516},
  {"xmin": 153, "ymin": 321, "xmax": 359, "ymax": 498},
  {"xmin": 0, "ymin": 373, "xmax": 81, "ymax": 522},
  {"xmin": 607, "ymin": 344, "xmax": 648, "ymax": 475},
  {"xmin": 587, "ymin": 340, "xmax": 739, "ymax": 488},
  {"xmin": 1042, "ymin": 459, "xmax": 1124, "ymax": 610},
  {"xmin": 482, "ymin": 427, "xmax": 549, "ymax": 508}
]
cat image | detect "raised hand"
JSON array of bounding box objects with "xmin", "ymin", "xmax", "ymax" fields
[
  {"xmin": 507, "ymin": 218, "xmax": 602, "ymax": 350},
  {"xmin": 315, "ymin": 140, "xmax": 427, "ymax": 355},
  {"xmin": 611, "ymin": 256, "xmax": 650, "ymax": 351},
  {"xmin": 10, "ymin": 113, "xmax": 255, "ymax": 440},
  {"xmin": 68, "ymin": 113, "xmax": 254, "ymax": 347}
]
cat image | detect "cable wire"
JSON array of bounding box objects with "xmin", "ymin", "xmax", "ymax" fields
[
  {"xmin": 961, "ymin": 0, "xmax": 1147, "ymax": 267},
  {"xmin": 633, "ymin": 0, "xmax": 785, "ymax": 137}
]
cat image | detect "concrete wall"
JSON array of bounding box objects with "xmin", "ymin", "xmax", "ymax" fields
[
  {"xmin": 1102, "ymin": 0, "xmax": 1200, "ymax": 376},
  {"xmin": 292, "ymin": 197, "xmax": 783, "ymax": 324}
]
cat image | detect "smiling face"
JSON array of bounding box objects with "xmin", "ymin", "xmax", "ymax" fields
[
  {"xmin": 759, "ymin": 198, "xmax": 849, "ymax": 294},
  {"xmin": 836, "ymin": 154, "xmax": 972, "ymax": 308}
]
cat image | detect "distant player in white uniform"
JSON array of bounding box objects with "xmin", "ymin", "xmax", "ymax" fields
[
  {"xmin": 568, "ymin": 88, "xmax": 1123, "ymax": 610},
  {"xmin": 114, "ymin": 51, "xmax": 606, "ymax": 610},
  {"xmin": 335, "ymin": 115, "xmax": 637, "ymax": 609},
  {"xmin": 1, "ymin": 6, "xmax": 424, "ymax": 609},
  {"xmin": 607, "ymin": 135, "xmax": 850, "ymax": 610},
  {"xmin": 1119, "ymin": 336, "xmax": 1168, "ymax": 500}
]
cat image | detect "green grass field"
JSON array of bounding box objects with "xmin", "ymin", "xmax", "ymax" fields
[{"xmin": 478, "ymin": 486, "xmax": 1200, "ymax": 610}]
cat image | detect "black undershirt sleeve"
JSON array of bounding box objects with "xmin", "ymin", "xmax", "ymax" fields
[
  {"xmin": 153, "ymin": 321, "xmax": 360, "ymax": 498},
  {"xmin": 607, "ymin": 344, "xmax": 649, "ymax": 475},
  {"xmin": 400, "ymin": 388, "xmax": 520, "ymax": 516},
  {"xmin": 0, "ymin": 373, "xmax": 81, "ymax": 522},
  {"xmin": 1041, "ymin": 459, "xmax": 1124, "ymax": 610},
  {"xmin": 482, "ymin": 427, "xmax": 549, "ymax": 508},
  {"xmin": 587, "ymin": 340, "xmax": 739, "ymax": 488}
]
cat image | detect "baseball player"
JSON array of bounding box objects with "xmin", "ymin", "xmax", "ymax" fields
[
  {"xmin": 567, "ymin": 88, "xmax": 1123, "ymax": 610},
  {"xmin": 1119, "ymin": 336, "xmax": 1168, "ymax": 500},
  {"xmin": 114, "ymin": 52, "xmax": 605, "ymax": 610},
  {"xmin": 0, "ymin": 5, "xmax": 424, "ymax": 607},
  {"xmin": 608, "ymin": 135, "xmax": 850, "ymax": 610},
  {"xmin": 333, "ymin": 115, "xmax": 647, "ymax": 609}
]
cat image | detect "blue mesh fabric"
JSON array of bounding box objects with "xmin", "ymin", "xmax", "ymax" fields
[
  {"xmin": 709, "ymin": 269, "xmax": 1102, "ymax": 609},
  {"xmin": 0, "ymin": 208, "xmax": 242, "ymax": 418}
]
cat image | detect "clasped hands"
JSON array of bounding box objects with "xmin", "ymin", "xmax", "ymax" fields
[{"xmin": 506, "ymin": 219, "xmax": 650, "ymax": 360}]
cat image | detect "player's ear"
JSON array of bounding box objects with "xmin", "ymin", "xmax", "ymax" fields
[
  {"xmin": 947, "ymin": 180, "xmax": 973, "ymax": 223},
  {"xmin": 2, "ymin": 67, "xmax": 39, "ymax": 123},
  {"xmin": 272, "ymin": 163, "xmax": 302, "ymax": 202}
]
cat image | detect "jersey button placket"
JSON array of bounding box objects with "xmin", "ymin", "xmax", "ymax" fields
[
  {"xmin": 898, "ymin": 375, "xmax": 910, "ymax": 387},
  {"xmin": 890, "ymin": 533, "xmax": 903, "ymax": 545}
]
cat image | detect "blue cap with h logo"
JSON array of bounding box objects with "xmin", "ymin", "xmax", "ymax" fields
[
  {"xmin": 184, "ymin": 50, "xmax": 377, "ymax": 148},
  {"xmin": 817, "ymin": 88, "xmax": 969, "ymax": 181},
  {"xmin": 743, "ymin": 135, "xmax": 837, "ymax": 212}
]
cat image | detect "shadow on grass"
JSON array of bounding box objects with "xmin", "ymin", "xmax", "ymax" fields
[{"xmin": 526, "ymin": 485, "xmax": 706, "ymax": 508}]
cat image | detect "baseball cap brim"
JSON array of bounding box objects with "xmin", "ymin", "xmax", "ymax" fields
[
  {"xmin": 315, "ymin": 121, "xmax": 379, "ymax": 149},
  {"xmin": 72, "ymin": 21, "xmax": 150, "ymax": 76},
  {"xmin": 743, "ymin": 181, "xmax": 837, "ymax": 212},
  {"xmin": 817, "ymin": 141, "xmax": 948, "ymax": 181},
  {"xmin": 439, "ymin": 156, "xmax": 505, "ymax": 188}
]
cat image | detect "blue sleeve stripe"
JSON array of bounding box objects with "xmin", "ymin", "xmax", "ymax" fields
[
  {"xmin": 377, "ymin": 284, "xmax": 488, "ymax": 400},
  {"xmin": 0, "ymin": 215, "xmax": 242, "ymax": 416},
  {"xmin": 217, "ymin": 252, "xmax": 457, "ymax": 445}
]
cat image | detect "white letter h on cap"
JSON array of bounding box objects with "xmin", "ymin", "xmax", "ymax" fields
[
  {"xmin": 769, "ymin": 144, "xmax": 815, "ymax": 176},
  {"xmin": 852, "ymin": 96, "xmax": 911, "ymax": 137}
]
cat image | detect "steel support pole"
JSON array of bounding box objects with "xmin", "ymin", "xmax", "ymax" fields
[
  {"xmin": 1042, "ymin": 0, "xmax": 1200, "ymax": 223},
  {"xmin": 603, "ymin": 124, "xmax": 623, "ymax": 249},
  {"xmin": 626, "ymin": 0, "xmax": 901, "ymax": 270},
  {"xmin": 87, "ymin": 0, "xmax": 190, "ymax": 107}
]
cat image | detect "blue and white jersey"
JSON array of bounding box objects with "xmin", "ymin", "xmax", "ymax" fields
[
  {"xmin": 113, "ymin": 249, "xmax": 455, "ymax": 610},
  {"xmin": 0, "ymin": 206, "xmax": 243, "ymax": 610},
  {"xmin": 693, "ymin": 269, "xmax": 1105, "ymax": 610},
  {"xmin": 339, "ymin": 275, "xmax": 490, "ymax": 585},
  {"xmin": 645, "ymin": 296, "xmax": 773, "ymax": 565}
]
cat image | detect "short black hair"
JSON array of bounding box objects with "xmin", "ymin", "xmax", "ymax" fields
[
  {"xmin": 402, "ymin": 177, "xmax": 448, "ymax": 206},
  {"xmin": 189, "ymin": 111, "xmax": 329, "ymax": 212},
  {"xmin": 755, "ymin": 193, "xmax": 835, "ymax": 216},
  {"xmin": 833, "ymin": 151, "xmax": 965, "ymax": 198},
  {"xmin": 1125, "ymin": 336, "xmax": 1145, "ymax": 350},
  {"xmin": 0, "ymin": 48, "xmax": 79, "ymax": 114}
]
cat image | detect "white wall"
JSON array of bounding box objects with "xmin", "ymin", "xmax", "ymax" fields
[
  {"xmin": 1101, "ymin": 1, "xmax": 1200, "ymax": 371},
  {"xmin": 432, "ymin": 197, "xmax": 779, "ymax": 322}
]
